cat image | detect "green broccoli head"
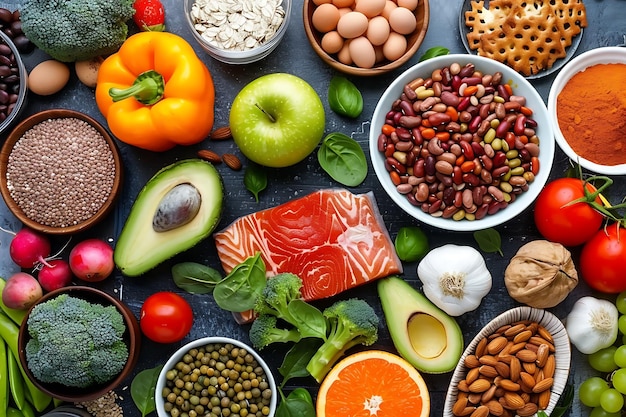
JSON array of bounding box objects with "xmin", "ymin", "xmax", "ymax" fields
[
  {"xmin": 248, "ymin": 314, "xmax": 301, "ymax": 350},
  {"xmin": 305, "ymin": 298, "xmax": 379, "ymax": 383},
  {"xmin": 253, "ymin": 273, "xmax": 303, "ymax": 322},
  {"xmin": 20, "ymin": 0, "xmax": 135, "ymax": 62},
  {"xmin": 25, "ymin": 294, "xmax": 129, "ymax": 388}
]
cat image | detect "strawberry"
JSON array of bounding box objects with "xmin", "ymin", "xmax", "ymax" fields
[{"xmin": 133, "ymin": 0, "xmax": 165, "ymax": 32}]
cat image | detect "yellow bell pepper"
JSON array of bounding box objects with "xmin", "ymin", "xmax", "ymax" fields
[{"xmin": 95, "ymin": 32, "xmax": 215, "ymax": 152}]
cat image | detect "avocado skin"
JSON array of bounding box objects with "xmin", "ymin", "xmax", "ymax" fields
[
  {"xmin": 114, "ymin": 159, "xmax": 223, "ymax": 277},
  {"xmin": 377, "ymin": 276, "xmax": 464, "ymax": 374}
]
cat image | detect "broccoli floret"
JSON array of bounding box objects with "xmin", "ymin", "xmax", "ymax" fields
[
  {"xmin": 19, "ymin": 0, "xmax": 135, "ymax": 62},
  {"xmin": 249, "ymin": 314, "xmax": 301, "ymax": 350},
  {"xmin": 25, "ymin": 294, "xmax": 129, "ymax": 388},
  {"xmin": 305, "ymin": 298, "xmax": 379, "ymax": 383},
  {"xmin": 254, "ymin": 273, "xmax": 304, "ymax": 325}
]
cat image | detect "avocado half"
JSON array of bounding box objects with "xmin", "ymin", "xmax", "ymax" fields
[
  {"xmin": 114, "ymin": 159, "xmax": 223, "ymax": 277},
  {"xmin": 378, "ymin": 276, "xmax": 464, "ymax": 374}
]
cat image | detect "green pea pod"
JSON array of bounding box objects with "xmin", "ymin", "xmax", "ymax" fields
[
  {"xmin": 7, "ymin": 349, "xmax": 25, "ymax": 411},
  {"xmin": 6, "ymin": 407, "xmax": 23, "ymax": 417},
  {"xmin": 17, "ymin": 401, "xmax": 33, "ymax": 417},
  {"xmin": 0, "ymin": 314, "xmax": 52, "ymax": 412},
  {"xmin": 1, "ymin": 339, "xmax": 8, "ymax": 417},
  {"xmin": 0, "ymin": 280, "xmax": 27, "ymax": 325}
]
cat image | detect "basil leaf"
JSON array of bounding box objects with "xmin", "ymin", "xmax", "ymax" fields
[
  {"xmin": 214, "ymin": 252, "xmax": 267, "ymax": 312},
  {"xmin": 288, "ymin": 388, "xmax": 314, "ymax": 406},
  {"xmin": 418, "ymin": 46, "xmax": 450, "ymax": 62},
  {"xmin": 394, "ymin": 226, "xmax": 429, "ymax": 262},
  {"xmin": 131, "ymin": 365, "xmax": 163, "ymax": 417},
  {"xmin": 278, "ymin": 338, "xmax": 323, "ymax": 388},
  {"xmin": 172, "ymin": 262, "xmax": 223, "ymax": 294},
  {"xmin": 276, "ymin": 395, "xmax": 316, "ymax": 417},
  {"xmin": 473, "ymin": 228, "xmax": 503, "ymax": 256},
  {"xmin": 287, "ymin": 299, "xmax": 326, "ymax": 339},
  {"xmin": 244, "ymin": 163, "xmax": 268, "ymax": 202},
  {"xmin": 317, "ymin": 132, "xmax": 368, "ymax": 187},
  {"xmin": 328, "ymin": 76, "xmax": 363, "ymax": 118}
]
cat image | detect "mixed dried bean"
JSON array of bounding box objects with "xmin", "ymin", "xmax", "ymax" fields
[{"xmin": 377, "ymin": 62, "xmax": 541, "ymax": 221}]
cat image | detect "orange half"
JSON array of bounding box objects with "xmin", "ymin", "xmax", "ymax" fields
[{"xmin": 316, "ymin": 350, "xmax": 431, "ymax": 417}]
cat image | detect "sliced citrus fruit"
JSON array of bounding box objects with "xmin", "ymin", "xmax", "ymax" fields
[{"xmin": 316, "ymin": 349, "xmax": 430, "ymax": 417}]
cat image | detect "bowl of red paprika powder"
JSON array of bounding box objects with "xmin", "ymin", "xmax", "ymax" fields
[{"xmin": 548, "ymin": 46, "xmax": 626, "ymax": 175}]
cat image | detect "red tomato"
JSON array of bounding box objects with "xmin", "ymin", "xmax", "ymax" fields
[
  {"xmin": 533, "ymin": 178, "xmax": 604, "ymax": 246},
  {"xmin": 140, "ymin": 292, "xmax": 193, "ymax": 343},
  {"xmin": 580, "ymin": 223, "xmax": 626, "ymax": 294}
]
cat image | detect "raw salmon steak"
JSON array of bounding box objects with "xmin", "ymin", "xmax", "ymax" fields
[{"xmin": 214, "ymin": 188, "xmax": 403, "ymax": 301}]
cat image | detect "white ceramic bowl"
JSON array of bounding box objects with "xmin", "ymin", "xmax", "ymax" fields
[
  {"xmin": 547, "ymin": 46, "xmax": 626, "ymax": 175},
  {"xmin": 184, "ymin": 0, "xmax": 291, "ymax": 64},
  {"xmin": 155, "ymin": 336, "xmax": 277, "ymax": 417},
  {"xmin": 443, "ymin": 307, "xmax": 571, "ymax": 417},
  {"xmin": 369, "ymin": 54, "xmax": 555, "ymax": 232}
]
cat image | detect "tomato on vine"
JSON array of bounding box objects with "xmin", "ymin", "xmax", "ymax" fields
[
  {"xmin": 580, "ymin": 223, "xmax": 626, "ymax": 294},
  {"xmin": 533, "ymin": 177, "xmax": 610, "ymax": 247}
]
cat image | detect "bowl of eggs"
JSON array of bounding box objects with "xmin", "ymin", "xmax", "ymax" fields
[{"xmin": 304, "ymin": 0, "xmax": 430, "ymax": 76}]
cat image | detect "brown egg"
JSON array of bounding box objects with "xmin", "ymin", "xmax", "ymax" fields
[
  {"xmin": 337, "ymin": 11, "xmax": 369, "ymax": 39},
  {"xmin": 381, "ymin": 0, "xmax": 398, "ymax": 19},
  {"xmin": 383, "ymin": 32, "xmax": 408, "ymax": 61},
  {"xmin": 397, "ymin": 0, "xmax": 418, "ymax": 11},
  {"xmin": 349, "ymin": 36, "xmax": 376, "ymax": 68},
  {"xmin": 321, "ymin": 30, "xmax": 345, "ymax": 54},
  {"xmin": 313, "ymin": 3, "xmax": 341, "ymax": 32},
  {"xmin": 332, "ymin": 0, "xmax": 354, "ymax": 8},
  {"xmin": 367, "ymin": 15, "xmax": 391, "ymax": 46},
  {"xmin": 337, "ymin": 41, "xmax": 353, "ymax": 65},
  {"xmin": 313, "ymin": 0, "xmax": 332, "ymax": 5},
  {"xmin": 354, "ymin": 0, "xmax": 386, "ymax": 18},
  {"xmin": 28, "ymin": 60, "xmax": 70, "ymax": 96},
  {"xmin": 388, "ymin": 7, "xmax": 417, "ymax": 35},
  {"xmin": 338, "ymin": 7, "xmax": 352, "ymax": 17}
]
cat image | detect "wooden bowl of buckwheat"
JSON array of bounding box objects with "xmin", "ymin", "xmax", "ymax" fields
[{"xmin": 0, "ymin": 109, "xmax": 123, "ymax": 235}]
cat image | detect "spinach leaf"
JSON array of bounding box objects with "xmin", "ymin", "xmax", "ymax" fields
[
  {"xmin": 317, "ymin": 132, "xmax": 368, "ymax": 187},
  {"xmin": 278, "ymin": 338, "xmax": 323, "ymax": 388},
  {"xmin": 288, "ymin": 388, "xmax": 314, "ymax": 406},
  {"xmin": 418, "ymin": 46, "xmax": 450, "ymax": 62},
  {"xmin": 328, "ymin": 76, "xmax": 363, "ymax": 118},
  {"xmin": 213, "ymin": 252, "xmax": 267, "ymax": 312},
  {"xmin": 172, "ymin": 262, "xmax": 223, "ymax": 294},
  {"xmin": 287, "ymin": 299, "xmax": 327, "ymax": 339},
  {"xmin": 131, "ymin": 365, "xmax": 163, "ymax": 417},
  {"xmin": 473, "ymin": 228, "xmax": 503, "ymax": 256},
  {"xmin": 276, "ymin": 388, "xmax": 316, "ymax": 417},
  {"xmin": 244, "ymin": 163, "xmax": 268, "ymax": 202}
]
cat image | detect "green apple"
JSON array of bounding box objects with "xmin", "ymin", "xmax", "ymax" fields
[{"xmin": 229, "ymin": 73, "xmax": 325, "ymax": 168}]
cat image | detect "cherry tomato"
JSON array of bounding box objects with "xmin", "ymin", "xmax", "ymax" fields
[
  {"xmin": 140, "ymin": 292, "xmax": 193, "ymax": 343},
  {"xmin": 533, "ymin": 178, "xmax": 604, "ymax": 246},
  {"xmin": 580, "ymin": 223, "xmax": 626, "ymax": 294}
]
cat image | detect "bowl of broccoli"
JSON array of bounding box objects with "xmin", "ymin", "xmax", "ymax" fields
[{"xmin": 17, "ymin": 286, "xmax": 141, "ymax": 402}]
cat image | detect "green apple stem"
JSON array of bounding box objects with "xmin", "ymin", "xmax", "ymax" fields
[{"xmin": 255, "ymin": 104, "xmax": 276, "ymax": 123}]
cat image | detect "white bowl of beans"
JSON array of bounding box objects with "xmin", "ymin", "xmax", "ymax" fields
[
  {"xmin": 0, "ymin": 109, "xmax": 123, "ymax": 235},
  {"xmin": 547, "ymin": 46, "xmax": 626, "ymax": 175},
  {"xmin": 369, "ymin": 54, "xmax": 555, "ymax": 232},
  {"xmin": 0, "ymin": 30, "xmax": 28, "ymax": 136},
  {"xmin": 155, "ymin": 336, "xmax": 277, "ymax": 417}
]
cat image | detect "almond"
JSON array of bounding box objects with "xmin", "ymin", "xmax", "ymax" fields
[
  {"xmin": 503, "ymin": 323, "xmax": 527, "ymax": 337},
  {"xmin": 509, "ymin": 357, "xmax": 521, "ymax": 382},
  {"xmin": 532, "ymin": 377, "xmax": 554, "ymax": 393},
  {"xmin": 465, "ymin": 367, "xmax": 481, "ymax": 385},
  {"xmin": 542, "ymin": 355, "xmax": 556, "ymax": 379},
  {"xmin": 537, "ymin": 325, "xmax": 554, "ymax": 343},
  {"xmin": 469, "ymin": 378, "xmax": 492, "ymax": 393},
  {"xmin": 498, "ymin": 379, "xmax": 521, "ymax": 392},
  {"xmin": 465, "ymin": 354, "xmax": 481, "ymax": 369},
  {"xmin": 538, "ymin": 389, "xmax": 551, "ymax": 409},
  {"xmin": 516, "ymin": 349, "xmax": 538, "ymax": 363},
  {"xmin": 517, "ymin": 402, "xmax": 538, "ymax": 417},
  {"xmin": 222, "ymin": 153, "xmax": 242, "ymax": 170},
  {"xmin": 519, "ymin": 372, "xmax": 536, "ymax": 390},
  {"xmin": 481, "ymin": 385, "xmax": 497, "ymax": 403},
  {"xmin": 470, "ymin": 405, "xmax": 490, "ymax": 417},
  {"xmin": 479, "ymin": 355, "xmax": 499, "ymax": 367},
  {"xmin": 452, "ymin": 396, "xmax": 469, "ymax": 416},
  {"xmin": 475, "ymin": 337, "xmax": 489, "ymax": 357},
  {"xmin": 522, "ymin": 362, "xmax": 537, "ymax": 375},
  {"xmin": 485, "ymin": 399, "xmax": 504, "ymax": 416},
  {"xmin": 530, "ymin": 336, "xmax": 556, "ymax": 352},
  {"xmin": 495, "ymin": 361, "xmax": 510, "ymax": 378},
  {"xmin": 513, "ymin": 329, "xmax": 533, "ymax": 344},
  {"xmin": 210, "ymin": 126, "xmax": 232, "ymax": 140},
  {"xmin": 479, "ymin": 365, "xmax": 499, "ymax": 379},
  {"xmin": 197, "ymin": 149, "xmax": 222, "ymax": 164},
  {"xmin": 487, "ymin": 336, "xmax": 508, "ymax": 355},
  {"xmin": 503, "ymin": 391, "xmax": 525, "ymax": 409},
  {"xmin": 536, "ymin": 344, "xmax": 550, "ymax": 367}
]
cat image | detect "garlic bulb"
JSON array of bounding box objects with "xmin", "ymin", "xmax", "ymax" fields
[
  {"xmin": 417, "ymin": 244, "xmax": 492, "ymax": 316},
  {"xmin": 566, "ymin": 296, "xmax": 618, "ymax": 354}
]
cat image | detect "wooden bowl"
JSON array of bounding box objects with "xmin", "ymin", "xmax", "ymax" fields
[
  {"xmin": 18, "ymin": 286, "xmax": 141, "ymax": 403},
  {"xmin": 303, "ymin": 0, "xmax": 430, "ymax": 76},
  {"xmin": 0, "ymin": 109, "xmax": 122, "ymax": 235}
]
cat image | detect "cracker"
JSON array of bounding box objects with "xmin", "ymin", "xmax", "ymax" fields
[
  {"xmin": 548, "ymin": 0, "xmax": 588, "ymax": 48},
  {"xmin": 464, "ymin": 0, "xmax": 511, "ymax": 50}
]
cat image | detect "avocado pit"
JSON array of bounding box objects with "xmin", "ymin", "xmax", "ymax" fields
[{"xmin": 153, "ymin": 183, "xmax": 202, "ymax": 232}]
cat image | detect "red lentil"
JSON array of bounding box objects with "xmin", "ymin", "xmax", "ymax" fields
[{"xmin": 6, "ymin": 117, "xmax": 116, "ymax": 227}]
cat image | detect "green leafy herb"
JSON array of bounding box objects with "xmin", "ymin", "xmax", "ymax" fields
[
  {"xmin": 473, "ymin": 228, "xmax": 503, "ymax": 256},
  {"xmin": 213, "ymin": 252, "xmax": 267, "ymax": 312},
  {"xmin": 276, "ymin": 387, "xmax": 316, "ymax": 417},
  {"xmin": 394, "ymin": 226, "xmax": 429, "ymax": 262},
  {"xmin": 317, "ymin": 132, "xmax": 368, "ymax": 187},
  {"xmin": 131, "ymin": 365, "xmax": 163, "ymax": 417},
  {"xmin": 172, "ymin": 262, "xmax": 223, "ymax": 294},
  {"xmin": 418, "ymin": 46, "xmax": 450, "ymax": 62},
  {"xmin": 287, "ymin": 299, "xmax": 327, "ymax": 339},
  {"xmin": 244, "ymin": 163, "xmax": 268, "ymax": 202},
  {"xmin": 278, "ymin": 338, "xmax": 323, "ymax": 388},
  {"xmin": 328, "ymin": 76, "xmax": 363, "ymax": 118}
]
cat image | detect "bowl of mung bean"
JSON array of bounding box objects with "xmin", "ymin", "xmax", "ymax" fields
[
  {"xmin": 369, "ymin": 54, "xmax": 555, "ymax": 232},
  {"xmin": 0, "ymin": 29, "xmax": 28, "ymax": 136},
  {"xmin": 184, "ymin": 0, "xmax": 291, "ymax": 64},
  {"xmin": 155, "ymin": 336, "xmax": 277, "ymax": 417},
  {"xmin": 0, "ymin": 109, "xmax": 123, "ymax": 235}
]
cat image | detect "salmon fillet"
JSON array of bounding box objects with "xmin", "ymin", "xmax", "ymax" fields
[{"xmin": 214, "ymin": 188, "xmax": 403, "ymax": 301}]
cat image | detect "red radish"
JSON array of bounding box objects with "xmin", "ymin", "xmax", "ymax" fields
[
  {"xmin": 2, "ymin": 272, "xmax": 43, "ymax": 310},
  {"xmin": 38, "ymin": 259, "xmax": 73, "ymax": 292},
  {"xmin": 6, "ymin": 227, "xmax": 52, "ymax": 268},
  {"xmin": 69, "ymin": 239, "xmax": 114, "ymax": 282}
]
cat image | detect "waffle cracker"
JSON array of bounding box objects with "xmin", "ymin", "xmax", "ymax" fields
[
  {"xmin": 548, "ymin": 0, "xmax": 588, "ymax": 47},
  {"xmin": 464, "ymin": 0, "xmax": 511, "ymax": 50}
]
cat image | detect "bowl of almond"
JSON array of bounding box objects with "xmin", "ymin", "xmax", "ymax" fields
[{"xmin": 443, "ymin": 307, "xmax": 571, "ymax": 417}]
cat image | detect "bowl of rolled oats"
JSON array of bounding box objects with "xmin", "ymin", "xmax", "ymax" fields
[
  {"xmin": 185, "ymin": 0, "xmax": 291, "ymax": 64},
  {"xmin": 0, "ymin": 109, "xmax": 123, "ymax": 235}
]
